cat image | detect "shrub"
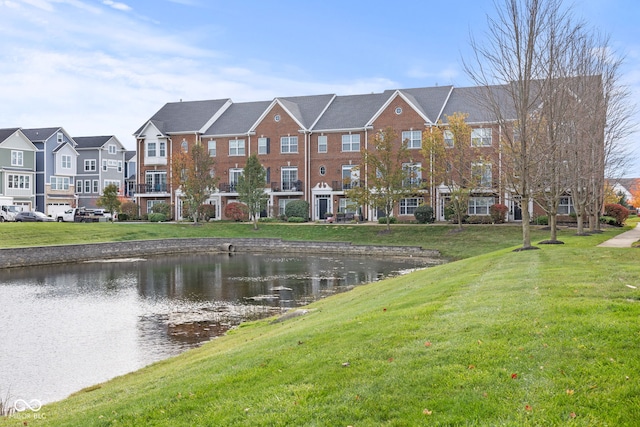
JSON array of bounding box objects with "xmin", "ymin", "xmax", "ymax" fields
[
  {"xmin": 378, "ymin": 216, "xmax": 397, "ymax": 224},
  {"xmin": 604, "ymin": 203, "xmax": 630, "ymax": 226},
  {"xmin": 600, "ymin": 216, "xmax": 618, "ymax": 226},
  {"xmin": 117, "ymin": 213, "xmax": 129, "ymax": 221},
  {"xmin": 467, "ymin": 215, "xmax": 493, "ymax": 224},
  {"xmin": 287, "ymin": 216, "xmax": 305, "ymax": 223},
  {"xmin": 414, "ymin": 205, "xmax": 435, "ymax": 224},
  {"xmin": 150, "ymin": 202, "xmax": 171, "ymax": 217},
  {"xmin": 148, "ymin": 213, "xmax": 166, "ymax": 222},
  {"xmin": 285, "ymin": 200, "xmax": 309, "ymax": 221},
  {"xmin": 197, "ymin": 204, "xmax": 217, "ymax": 221},
  {"xmin": 120, "ymin": 201, "xmax": 139, "ymax": 220},
  {"xmin": 489, "ymin": 203, "xmax": 508, "ymax": 224},
  {"xmin": 224, "ymin": 203, "xmax": 249, "ymax": 221},
  {"xmin": 535, "ymin": 215, "xmax": 549, "ymax": 225}
]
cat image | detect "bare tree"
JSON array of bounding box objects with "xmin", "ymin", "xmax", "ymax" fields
[{"xmin": 465, "ymin": 0, "xmax": 572, "ymax": 250}]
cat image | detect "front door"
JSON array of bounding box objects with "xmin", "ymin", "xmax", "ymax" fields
[
  {"xmin": 318, "ymin": 197, "xmax": 329, "ymax": 220},
  {"xmin": 512, "ymin": 199, "xmax": 522, "ymax": 221}
]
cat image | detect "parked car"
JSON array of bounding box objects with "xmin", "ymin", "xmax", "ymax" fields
[{"xmin": 15, "ymin": 211, "xmax": 55, "ymax": 222}]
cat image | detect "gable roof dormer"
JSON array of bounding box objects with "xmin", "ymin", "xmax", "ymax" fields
[
  {"xmin": 252, "ymin": 94, "xmax": 335, "ymax": 132},
  {"xmin": 134, "ymin": 98, "xmax": 232, "ymax": 137},
  {"xmin": 367, "ymin": 86, "xmax": 454, "ymax": 127}
]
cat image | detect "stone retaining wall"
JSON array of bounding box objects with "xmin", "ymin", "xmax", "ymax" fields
[{"xmin": 0, "ymin": 238, "xmax": 442, "ymax": 269}]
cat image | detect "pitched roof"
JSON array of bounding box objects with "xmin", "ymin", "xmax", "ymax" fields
[
  {"xmin": 395, "ymin": 86, "xmax": 454, "ymax": 123},
  {"xmin": 73, "ymin": 136, "xmax": 113, "ymax": 149},
  {"xmin": 312, "ymin": 92, "xmax": 390, "ymax": 131},
  {"xmin": 0, "ymin": 128, "xmax": 20, "ymax": 143},
  {"xmin": 203, "ymin": 100, "xmax": 271, "ymax": 136},
  {"xmin": 21, "ymin": 127, "xmax": 61, "ymax": 142},
  {"xmin": 277, "ymin": 94, "xmax": 335, "ymax": 129},
  {"xmin": 134, "ymin": 99, "xmax": 231, "ymax": 136},
  {"xmin": 440, "ymin": 85, "xmax": 516, "ymax": 124}
]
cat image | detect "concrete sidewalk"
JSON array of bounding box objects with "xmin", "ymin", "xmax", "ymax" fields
[{"xmin": 597, "ymin": 223, "xmax": 640, "ymax": 248}]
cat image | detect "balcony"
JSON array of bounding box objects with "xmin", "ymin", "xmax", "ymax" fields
[
  {"xmin": 218, "ymin": 182, "xmax": 237, "ymax": 193},
  {"xmin": 270, "ymin": 180, "xmax": 303, "ymax": 192},
  {"xmin": 137, "ymin": 183, "xmax": 168, "ymax": 194},
  {"xmin": 331, "ymin": 180, "xmax": 361, "ymax": 191}
]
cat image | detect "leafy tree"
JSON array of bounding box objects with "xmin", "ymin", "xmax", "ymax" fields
[
  {"xmin": 120, "ymin": 201, "xmax": 139, "ymax": 220},
  {"xmin": 346, "ymin": 126, "xmax": 416, "ymax": 232},
  {"xmin": 96, "ymin": 183, "xmax": 121, "ymax": 221},
  {"xmin": 237, "ymin": 154, "xmax": 268, "ymax": 230},
  {"xmin": 423, "ymin": 113, "xmax": 479, "ymax": 230},
  {"xmin": 171, "ymin": 142, "xmax": 218, "ymax": 224}
]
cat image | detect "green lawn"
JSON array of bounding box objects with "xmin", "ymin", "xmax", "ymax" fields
[
  {"xmin": 0, "ymin": 220, "xmax": 563, "ymax": 260},
  {"xmin": 1, "ymin": 221, "xmax": 638, "ymax": 426}
]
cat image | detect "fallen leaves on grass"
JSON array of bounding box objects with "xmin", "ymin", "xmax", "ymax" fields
[
  {"xmin": 511, "ymin": 373, "xmax": 518, "ymax": 379},
  {"xmin": 423, "ymin": 408, "xmax": 433, "ymax": 415}
]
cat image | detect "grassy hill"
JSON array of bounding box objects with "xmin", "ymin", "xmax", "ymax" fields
[{"xmin": 1, "ymin": 222, "xmax": 639, "ymax": 426}]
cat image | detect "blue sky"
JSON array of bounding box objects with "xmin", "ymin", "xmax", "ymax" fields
[{"xmin": 0, "ymin": 0, "xmax": 638, "ymax": 175}]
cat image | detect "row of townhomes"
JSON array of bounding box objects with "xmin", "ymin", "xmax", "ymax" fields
[
  {"xmin": 135, "ymin": 84, "xmax": 539, "ymax": 222},
  {"xmin": 0, "ymin": 127, "xmax": 135, "ymax": 216}
]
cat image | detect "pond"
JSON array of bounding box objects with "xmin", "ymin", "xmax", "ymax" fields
[{"xmin": 0, "ymin": 252, "xmax": 432, "ymax": 406}]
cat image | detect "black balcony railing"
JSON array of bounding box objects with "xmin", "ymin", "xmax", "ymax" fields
[
  {"xmin": 137, "ymin": 183, "xmax": 167, "ymax": 193},
  {"xmin": 219, "ymin": 182, "xmax": 237, "ymax": 193},
  {"xmin": 270, "ymin": 180, "xmax": 303, "ymax": 192},
  {"xmin": 332, "ymin": 180, "xmax": 361, "ymax": 191}
]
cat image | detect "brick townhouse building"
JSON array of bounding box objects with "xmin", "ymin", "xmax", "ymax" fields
[{"xmin": 133, "ymin": 84, "xmax": 548, "ymax": 222}]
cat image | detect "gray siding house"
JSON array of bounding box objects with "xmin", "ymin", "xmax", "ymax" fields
[
  {"xmin": 22, "ymin": 127, "xmax": 79, "ymax": 216},
  {"xmin": 74, "ymin": 136, "xmax": 126, "ymax": 209},
  {"xmin": 0, "ymin": 128, "xmax": 37, "ymax": 210}
]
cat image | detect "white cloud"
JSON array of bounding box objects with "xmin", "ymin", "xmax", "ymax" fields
[{"xmin": 102, "ymin": 0, "xmax": 131, "ymax": 12}]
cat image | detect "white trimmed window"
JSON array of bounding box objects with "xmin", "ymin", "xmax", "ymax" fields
[
  {"xmin": 558, "ymin": 196, "xmax": 575, "ymax": 215},
  {"xmin": 280, "ymin": 136, "xmax": 298, "ymax": 154},
  {"xmin": 57, "ymin": 132, "xmax": 64, "ymax": 143},
  {"xmin": 443, "ymin": 130, "xmax": 454, "ymax": 148},
  {"xmin": 118, "ymin": 161, "xmax": 122, "ymax": 172},
  {"xmin": 84, "ymin": 159, "xmax": 97, "ymax": 171},
  {"xmin": 104, "ymin": 180, "xmax": 120, "ymax": 192},
  {"xmin": 146, "ymin": 141, "xmax": 157, "ymax": 157},
  {"xmin": 468, "ymin": 197, "xmax": 494, "ymax": 215},
  {"xmin": 50, "ymin": 176, "xmax": 70, "ymax": 190},
  {"xmin": 208, "ymin": 140, "xmax": 216, "ymax": 157},
  {"xmin": 471, "ymin": 162, "xmax": 492, "ymax": 187},
  {"xmin": 400, "ymin": 198, "xmax": 420, "ymax": 215},
  {"xmin": 339, "ymin": 198, "xmax": 358, "ymax": 213},
  {"xmin": 229, "ymin": 139, "xmax": 245, "ymax": 156},
  {"xmin": 7, "ymin": 174, "xmax": 30, "ymax": 189},
  {"xmin": 102, "ymin": 160, "xmax": 108, "ymax": 171},
  {"xmin": 61, "ymin": 154, "xmax": 72, "ymax": 169},
  {"xmin": 318, "ymin": 135, "xmax": 327, "ymax": 153},
  {"xmin": 281, "ymin": 167, "xmax": 299, "ymax": 191},
  {"xmin": 402, "ymin": 162, "xmax": 422, "ymax": 187},
  {"xmin": 11, "ymin": 150, "xmax": 23, "ymax": 167},
  {"xmin": 342, "ymin": 134, "xmax": 360, "ymax": 152},
  {"xmin": 229, "ymin": 168, "xmax": 243, "ymax": 190},
  {"xmin": 76, "ymin": 180, "xmax": 83, "ymax": 193},
  {"xmin": 84, "ymin": 180, "xmax": 91, "ymax": 193},
  {"xmin": 108, "ymin": 144, "xmax": 117, "ymax": 154},
  {"xmin": 258, "ymin": 137, "xmax": 269, "ymax": 155},
  {"xmin": 341, "ymin": 165, "xmax": 359, "ymax": 190},
  {"xmin": 145, "ymin": 171, "xmax": 167, "ymax": 192},
  {"xmin": 471, "ymin": 128, "xmax": 492, "ymax": 147},
  {"xmin": 402, "ymin": 130, "xmax": 422, "ymax": 149},
  {"xmin": 93, "ymin": 180, "xmax": 99, "ymax": 193}
]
